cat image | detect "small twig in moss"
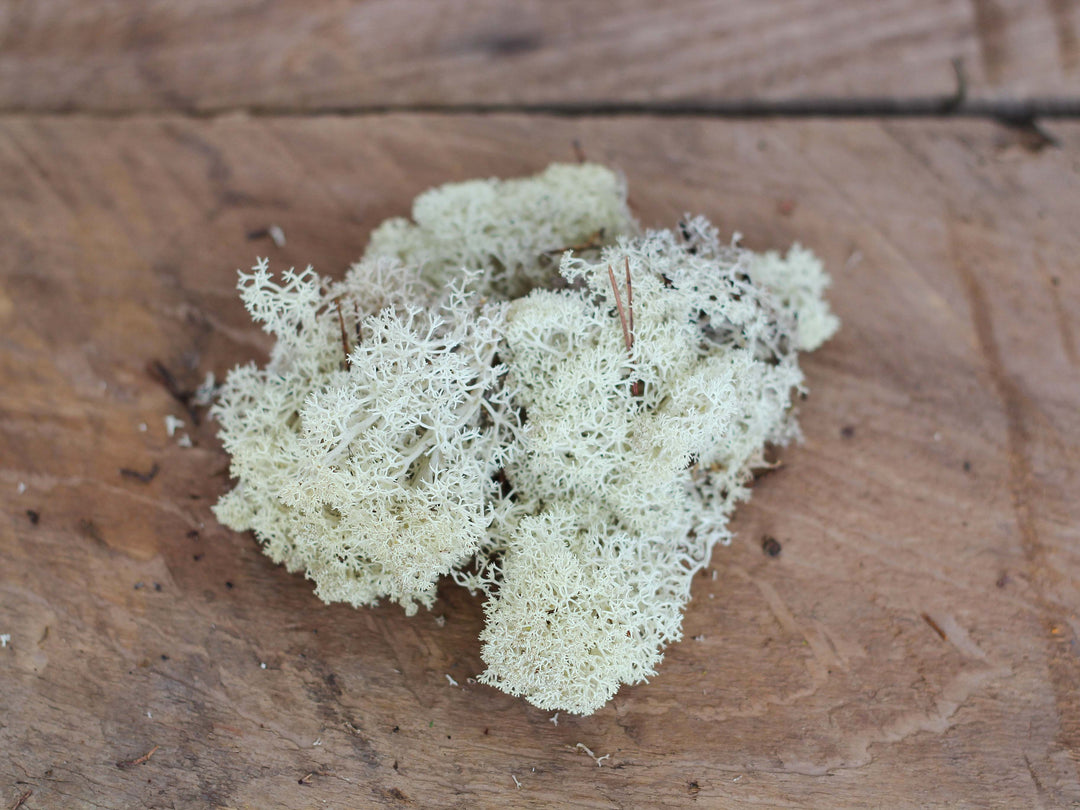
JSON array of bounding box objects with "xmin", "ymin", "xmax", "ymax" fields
[
  {"xmin": 751, "ymin": 459, "xmax": 784, "ymax": 482},
  {"xmin": 116, "ymin": 744, "xmax": 159, "ymax": 769},
  {"xmin": 572, "ymin": 138, "xmax": 587, "ymax": 164},
  {"xmin": 334, "ymin": 297, "xmax": 352, "ymax": 368},
  {"xmin": 607, "ymin": 259, "xmax": 643, "ymax": 396},
  {"xmin": 608, "ymin": 264, "xmax": 632, "ymax": 353},
  {"xmin": 543, "ymin": 228, "xmax": 606, "ymax": 255}
]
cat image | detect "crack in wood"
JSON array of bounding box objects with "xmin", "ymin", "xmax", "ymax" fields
[{"xmin": 0, "ymin": 98, "xmax": 1078, "ymax": 121}]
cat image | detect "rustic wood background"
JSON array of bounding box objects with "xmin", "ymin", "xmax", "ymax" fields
[{"xmin": 1, "ymin": 4, "xmax": 1079, "ymax": 809}]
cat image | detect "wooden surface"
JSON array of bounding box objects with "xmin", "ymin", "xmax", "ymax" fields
[
  {"xmin": 0, "ymin": 0, "xmax": 1078, "ymax": 112},
  {"xmin": 3, "ymin": 3, "xmax": 1080, "ymax": 807},
  {"xmin": 1, "ymin": 113, "xmax": 1079, "ymax": 808}
]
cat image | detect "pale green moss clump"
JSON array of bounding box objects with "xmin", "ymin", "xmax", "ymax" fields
[{"xmin": 213, "ymin": 163, "xmax": 838, "ymax": 715}]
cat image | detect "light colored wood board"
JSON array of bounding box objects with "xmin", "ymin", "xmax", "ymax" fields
[
  {"xmin": 0, "ymin": 0, "xmax": 1077, "ymax": 113},
  {"xmin": 0, "ymin": 114, "xmax": 1078, "ymax": 809}
]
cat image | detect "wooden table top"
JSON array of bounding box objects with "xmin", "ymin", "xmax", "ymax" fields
[{"xmin": 1, "ymin": 5, "xmax": 1079, "ymax": 809}]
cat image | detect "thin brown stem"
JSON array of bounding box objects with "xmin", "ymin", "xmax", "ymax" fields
[
  {"xmin": 608, "ymin": 260, "xmax": 644, "ymax": 397},
  {"xmin": 608, "ymin": 264, "xmax": 632, "ymax": 354},
  {"xmin": 572, "ymin": 138, "xmax": 587, "ymax": 164},
  {"xmin": 543, "ymin": 228, "xmax": 606, "ymax": 256},
  {"xmin": 335, "ymin": 297, "xmax": 351, "ymax": 368}
]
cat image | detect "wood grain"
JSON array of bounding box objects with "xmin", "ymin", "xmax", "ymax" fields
[
  {"xmin": 0, "ymin": 0, "xmax": 1077, "ymax": 113},
  {"xmin": 1, "ymin": 114, "xmax": 1078, "ymax": 808}
]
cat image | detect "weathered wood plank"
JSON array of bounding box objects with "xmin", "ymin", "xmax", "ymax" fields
[
  {"xmin": 1, "ymin": 114, "xmax": 1078, "ymax": 808},
  {"xmin": 0, "ymin": 0, "xmax": 1077, "ymax": 113}
]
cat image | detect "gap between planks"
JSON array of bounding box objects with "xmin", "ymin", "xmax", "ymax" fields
[{"xmin": 1, "ymin": 98, "xmax": 1079, "ymax": 122}]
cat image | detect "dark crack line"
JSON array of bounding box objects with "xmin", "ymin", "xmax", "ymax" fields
[{"xmin": 0, "ymin": 97, "xmax": 1079, "ymax": 123}]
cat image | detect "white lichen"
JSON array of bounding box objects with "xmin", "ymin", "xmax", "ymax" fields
[
  {"xmin": 365, "ymin": 162, "xmax": 633, "ymax": 299},
  {"xmin": 213, "ymin": 163, "xmax": 838, "ymax": 715},
  {"xmin": 164, "ymin": 414, "xmax": 185, "ymax": 437}
]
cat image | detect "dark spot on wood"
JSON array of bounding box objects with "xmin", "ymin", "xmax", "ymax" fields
[
  {"xmin": 997, "ymin": 572, "xmax": 1011, "ymax": 588},
  {"xmin": 225, "ymin": 581, "xmax": 234, "ymax": 590},
  {"xmin": 840, "ymin": 425, "xmax": 855, "ymax": 439},
  {"xmin": 193, "ymin": 553, "xmax": 204, "ymax": 561},
  {"xmin": 997, "ymin": 118, "xmax": 1059, "ymax": 153},
  {"xmin": 323, "ymin": 671, "xmax": 342, "ymax": 698},
  {"xmin": 79, "ymin": 518, "xmax": 105, "ymax": 546},
  {"xmin": 146, "ymin": 359, "xmax": 199, "ymax": 424},
  {"xmin": 963, "ymin": 460, "xmax": 972, "ymax": 472},
  {"xmin": 392, "ymin": 760, "xmax": 399, "ymax": 770},
  {"xmin": 120, "ymin": 463, "xmax": 160, "ymax": 484},
  {"xmin": 482, "ymin": 31, "xmax": 542, "ymax": 57},
  {"xmin": 762, "ymin": 536, "xmax": 782, "ymax": 557},
  {"xmin": 688, "ymin": 780, "xmax": 701, "ymax": 795},
  {"xmin": 392, "ymin": 725, "xmax": 400, "ymax": 732},
  {"xmin": 153, "ymin": 583, "xmax": 162, "ymax": 592},
  {"xmin": 25, "ymin": 509, "xmax": 39, "ymax": 525}
]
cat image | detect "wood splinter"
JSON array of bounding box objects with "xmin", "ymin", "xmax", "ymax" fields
[
  {"xmin": 608, "ymin": 257, "xmax": 643, "ymax": 397},
  {"xmin": 921, "ymin": 613, "xmax": 947, "ymax": 641},
  {"xmin": 115, "ymin": 744, "xmax": 159, "ymax": 769}
]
